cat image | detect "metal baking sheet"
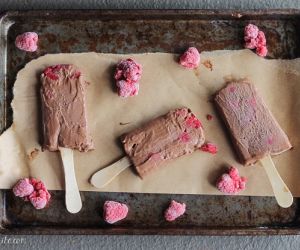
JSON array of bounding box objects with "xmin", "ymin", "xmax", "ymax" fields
[{"xmin": 1, "ymin": 10, "xmax": 300, "ymax": 235}]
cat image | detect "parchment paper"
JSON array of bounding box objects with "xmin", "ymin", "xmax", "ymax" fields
[{"xmin": 1, "ymin": 49, "xmax": 300, "ymax": 196}]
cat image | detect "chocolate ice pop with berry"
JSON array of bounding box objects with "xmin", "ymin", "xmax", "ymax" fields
[
  {"xmin": 41, "ymin": 64, "xmax": 93, "ymax": 213},
  {"xmin": 41, "ymin": 64, "xmax": 93, "ymax": 152},
  {"xmin": 214, "ymin": 80, "xmax": 293, "ymax": 207},
  {"xmin": 91, "ymin": 108, "xmax": 205, "ymax": 186}
]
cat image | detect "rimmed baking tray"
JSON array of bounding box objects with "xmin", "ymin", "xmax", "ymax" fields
[{"xmin": 1, "ymin": 10, "xmax": 300, "ymax": 235}]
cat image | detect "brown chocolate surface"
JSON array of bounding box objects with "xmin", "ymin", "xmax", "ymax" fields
[
  {"xmin": 214, "ymin": 80, "xmax": 292, "ymax": 165},
  {"xmin": 121, "ymin": 108, "xmax": 205, "ymax": 178},
  {"xmin": 40, "ymin": 64, "xmax": 93, "ymax": 152}
]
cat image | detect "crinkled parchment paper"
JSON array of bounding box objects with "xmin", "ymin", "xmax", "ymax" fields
[{"xmin": 1, "ymin": 49, "xmax": 300, "ymax": 196}]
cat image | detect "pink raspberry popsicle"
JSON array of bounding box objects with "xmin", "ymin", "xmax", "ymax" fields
[
  {"xmin": 15, "ymin": 32, "xmax": 38, "ymax": 52},
  {"xmin": 164, "ymin": 200, "xmax": 186, "ymax": 222},
  {"xmin": 114, "ymin": 58, "xmax": 142, "ymax": 98},
  {"xmin": 179, "ymin": 47, "xmax": 200, "ymax": 69},
  {"xmin": 103, "ymin": 201, "xmax": 129, "ymax": 224},
  {"xmin": 216, "ymin": 167, "xmax": 247, "ymax": 194}
]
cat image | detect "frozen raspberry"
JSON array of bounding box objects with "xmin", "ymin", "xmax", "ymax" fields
[
  {"xmin": 15, "ymin": 32, "xmax": 38, "ymax": 52},
  {"xmin": 216, "ymin": 167, "xmax": 247, "ymax": 194},
  {"xmin": 103, "ymin": 201, "xmax": 128, "ymax": 224},
  {"xmin": 12, "ymin": 177, "xmax": 51, "ymax": 209},
  {"xmin": 29, "ymin": 178, "xmax": 51, "ymax": 202},
  {"xmin": 29, "ymin": 190, "xmax": 48, "ymax": 209},
  {"xmin": 164, "ymin": 200, "xmax": 186, "ymax": 222},
  {"xmin": 12, "ymin": 178, "xmax": 34, "ymax": 198},
  {"xmin": 200, "ymin": 142, "xmax": 218, "ymax": 154},
  {"xmin": 116, "ymin": 80, "xmax": 139, "ymax": 98},
  {"xmin": 244, "ymin": 37, "xmax": 257, "ymax": 49},
  {"xmin": 179, "ymin": 47, "xmax": 200, "ymax": 69},
  {"xmin": 243, "ymin": 24, "xmax": 267, "ymax": 57},
  {"xmin": 244, "ymin": 24, "xmax": 259, "ymax": 40},
  {"xmin": 256, "ymin": 31, "xmax": 266, "ymax": 47},
  {"xmin": 114, "ymin": 58, "xmax": 142, "ymax": 84},
  {"xmin": 114, "ymin": 59, "xmax": 142, "ymax": 98},
  {"xmin": 256, "ymin": 45, "xmax": 268, "ymax": 57}
]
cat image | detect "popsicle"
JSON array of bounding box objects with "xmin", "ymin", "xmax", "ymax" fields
[
  {"xmin": 40, "ymin": 64, "xmax": 93, "ymax": 213},
  {"xmin": 214, "ymin": 80, "xmax": 293, "ymax": 207},
  {"xmin": 90, "ymin": 108, "xmax": 205, "ymax": 186},
  {"xmin": 41, "ymin": 64, "xmax": 93, "ymax": 152}
]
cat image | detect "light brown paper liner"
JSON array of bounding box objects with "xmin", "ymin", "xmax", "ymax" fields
[{"xmin": 1, "ymin": 50, "xmax": 300, "ymax": 196}]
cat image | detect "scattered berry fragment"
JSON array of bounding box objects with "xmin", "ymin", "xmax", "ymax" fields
[
  {"xmin": 103, "ymin": 201, "xmax": 129, "ymax": 224},
  {"xmin": 216, "ymin": 167, "xmax": 247, "ymax": 194},
  {"xmin": 164, "ymin": 200, "xmax": 186, "ymax": 222},
  {"xmin": 200, "ymin": 142, "xmax": 218, "ymax": 154},
  {"xmin": 206, "ymin": 114, "xmax": 213, "ymax": 120},
  {"xmin": 114, "ymin": 58, "xmax": 142, "ymax": 98},
  {"xmin": 15, "ymin": 32, "xmax": 38, "ymax": 52},
  {"xmin": 12, "ymin": 177, "xmax": 51, "ymax": 209},
  {"xmin": 244, "ymin": 24, "xmax": 267, "ymax": 57},
  {"xmin": 179, "ymin": 47, "xmax": 200, "ymax": 69}
]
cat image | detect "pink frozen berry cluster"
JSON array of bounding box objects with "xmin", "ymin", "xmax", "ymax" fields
[
  {"xmin": 15, "ymin": 32, "xmax": 38, "ymax": 52},
  {"xmin": 13, "ymin": 178, "xmax": 51, "ymax": 209},
  {"xmin": 244, "ymin": 24, "xmax": 268, "ymax": 57},
  {"xmin": 114, "ymin": 58, "xmax": 142, "ymax": 98},
  {"xmin": 216, "ymin": 167, "xmax": 247, "ymax": 194},
  {"xmin": 179, "ymin": 47, "xmax": 200, "ymax": 69},
  {"xmin": 103, "ymin": 201, "xmax": 129, "ymax": 224},
  {"xmin": 164, "ymin": 200, "xmax": 186, "ymax": 222}
]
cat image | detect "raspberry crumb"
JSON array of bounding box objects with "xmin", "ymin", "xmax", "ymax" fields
[
  {"xmin": 103, "ymin": 201, "xmax": 129, "ymax": 224},
  {"xmin": 164, "ymin": 200, "xmax": 186, "ymax": 222},
  {"xmin": 12, "ymin": 177, "xmax": 51, "ymax": 209},
  {"xmin": 200, "ymin": 142, "xmax": 218, "ymax": 154},
  {"xmin": 244, "ymin": 24, "xmax": 267, "ymax": 57},
  {"xmin": 179, "ymin": 47, "xmax": 200, "ymax": 69},
  {"xmin": 216, "ymin": 167, "xmax": 247, "ymax": 194},
  {"xmin": 206, "ymin": 114, "xmax": 213, "ymax": 120},
  {"xmin": 15, "ymin": 32, "xmax": 38, "ymax": 52}
]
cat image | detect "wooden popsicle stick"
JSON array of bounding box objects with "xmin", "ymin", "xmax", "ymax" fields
[
  {"xmin": 59, "ymin": 147, "xmax": 82, "ymax": 214},
  {"xmin": 90, "ymin": 156, "xmax": 132, "ymax": 189},
  {"xmin": 260, "ymin": 155, "xmax": 293, "ymax": 208}
]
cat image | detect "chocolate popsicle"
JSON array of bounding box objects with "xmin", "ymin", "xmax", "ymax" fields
[
  {"xmin": 121, "ymin": 108, "xmax": 205, "ymax": 178},
  {"xmin": 214, "ymin": 80, "xmax": 292, "ymax": 165},
  {"xmin": 40, "ymin": 64, "xmax": 93, "ymax": 152}
]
